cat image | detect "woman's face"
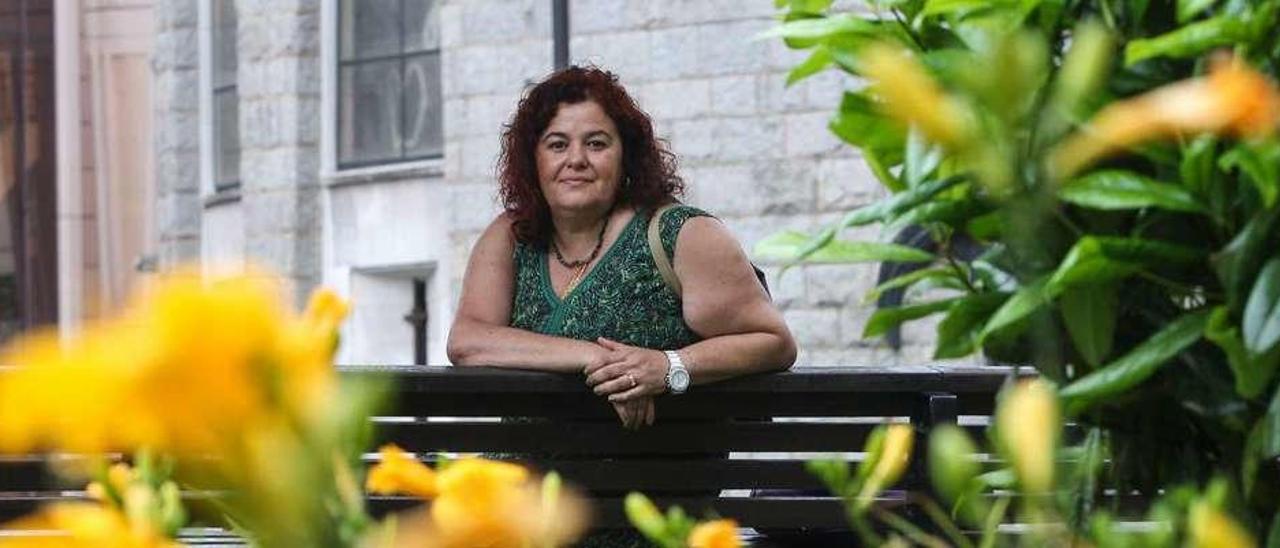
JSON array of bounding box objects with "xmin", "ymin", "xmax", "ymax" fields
[{"xmin": 535, "ymin": 100, "xmax": 624, "ymax": 216}]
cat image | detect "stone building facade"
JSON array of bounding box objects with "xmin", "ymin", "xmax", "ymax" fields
[{"xmin": 150, "ymin": 0, "xmax": 950, "ymax": 367}]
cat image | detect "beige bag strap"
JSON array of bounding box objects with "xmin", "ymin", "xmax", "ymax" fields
[{"xmin": 648, "ymin": 203, "xmax": 682, "ymax": 295}]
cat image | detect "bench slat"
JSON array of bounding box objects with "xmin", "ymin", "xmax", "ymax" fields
[{"xmin": 375, "ymin": 422, "xmax": 878, "ymax": 455}]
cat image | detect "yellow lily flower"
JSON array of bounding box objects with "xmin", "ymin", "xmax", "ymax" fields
[
  {"xmin": 688, "ymin": 519, "xmax": 741, "ymax": 548},
  {"xmin": 996, "ymin": 379, "xmax": 1059, "ymax": 493},
  {"xmin": 1050, "ymin": 55, "xmax": 1280, "ymax": 178},
  {"xmin": 859, "ymin": 43, "xmax": 974, "ymax": 150},
  {"xmin": 1189, "ymin": 502, "xmax": 1256, "ymax": 548},
  {"xmin": 0, "ymin": 502, "xmax": 179, "ymax": 548},
  {"xmin": 365, "ymin": 444, "xmax": 438, "ymax": 499},
  {"xmin": 856, "ymin": 423, "xmax": 914, "ymax": 508}
]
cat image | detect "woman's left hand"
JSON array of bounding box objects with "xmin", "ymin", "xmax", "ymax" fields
[{"xmin": 584, "ymin": 338, "xmax": 668, "ymax": 401}]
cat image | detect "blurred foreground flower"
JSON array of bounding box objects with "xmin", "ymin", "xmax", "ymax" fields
[
  {"xmin": 1050, "ymin": 55, "xmax": 1280, "ymax": 178},
  {"xmin": 1, "ymin": 502, "xmax": 179, "ymax": 548},
  {"xmin": 0, "ymin": 271, "xmax": 347, "ymax": 456},
  {"xmin": 687, "ymin": 519, "xmax": 740, "ymax": 548},
  {"xmin": 1188, "ymin": 501, "xmax": 1256, "ymax": 548},
  {"xmin": 855, "ymin": 423, "xmax": 913, "ymax": 509},
  {"xmin": 365, "ymin": 449, "xmax": 587, "ymax": 548},
  {"xmin": 997, "ymin": 379, "xmax": 1060, "ymax": 493},
  {"xmin": 858, "ymin": 43, "xmax": 973, "ymax": 150}
]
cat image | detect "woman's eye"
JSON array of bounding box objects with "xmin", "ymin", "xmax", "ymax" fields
[
  {"xmin": 548, "ymin": 141, "xmax": 567, "ymax": 151},
  {"xmin": 588, "ymin": 140, "xmax": 608, "ymax": 149}
]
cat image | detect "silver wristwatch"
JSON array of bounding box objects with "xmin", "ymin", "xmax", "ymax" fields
[{"xmin": 664, "ymin": 350, "xmax": 690, "ymax": 394}]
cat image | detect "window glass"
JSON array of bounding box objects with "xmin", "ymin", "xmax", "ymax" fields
[
  {"xmin": 212, "ymin": 0, "xmax": 240, "ymax": 189},
  {"xmin": 338, "ymin": 0, "xmax": 442, "ymax": 168}
]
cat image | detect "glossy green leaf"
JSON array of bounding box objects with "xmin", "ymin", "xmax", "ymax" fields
[
  {"xmin": 1220, "ymin": 140, "xmax": 1280, "ymax": 208},
  {"xmin": 1243, "ymin": 259, "xmax": 1280, "ymax": 355},
  {"xmin": 1176, "ymin": 0, "xmax": 1217, "ymax": 22},
  {"xmin": 1058, "ymin": 170, "xmax": 1205, "ymax": 213},
  {"xmin": 1266, "ymin": 506, "xmax": 1280, "ymax": 548},
  {"xmin": 920, "ymin": 0, "xmax": 995, "ymax": 17},
  {"xmin": 1060, "ymin": 284, "xmax": 1118, "ymax": 368},
  {"xmin": 979, "ymin": 278, "xmax": 1049, "ymax": 341},
  {"xmin": 1205, "ymin": 306, "xmax": 1279, "ymax": 400},
  {"xmin": 1048, "ymin": 236, "xmax": 1202, "ymax": 293},
  {"xmin": 1244, "ymin": 419, "xmax": 1265, "ymax": 498},
  {"xmin": 1124, "ymin": 16, "xmax": 1247, "ymax": 65},
  {"xmin": 1059, "ymin": 311, "xmax": 1210, "ymax": 408},
  {"xmin": 762, "ymin": 13, "xmax": 878, "ymax": 41},
  {"xmin": 905, "ymin": 129, "xmax": 944, "ymax": 189},
  {"xmin": 936, "ymin": 293, "xmax": 1008, "ymax": 358},
  {"xmin": 755, "ymin": 230, "xmax": 935, "ymax": 264},
  {"xmin": 1179, "ymin": 135, "xmax": 1218, "ymax": 196},
  {"xmin": 1265, "ymin": 387, "xmax": 1280, "ymax": 458},
  {"xmin": 784, "ymin": 0, "xmax": 835, "ymax": 13},
  {"xmin": 865, "ymin": 299, "xmax": 961, "ymax": 338},
  {"xmin": 838, "ymin": 176, "xmax": 964, "ymax": 228},
  {"xmin": 889, "ymin": 199, "xmax": 990, "ymax": 230},
  {"xmin": 1212, "ymin": 208, "xmax": 1280, "ymax": 312},
  {"xmin": 829, "ymin": 92, "xmax": 907, "ymax": 164},
  {"xmin": 787, "ymin": 46, "xmax": 833, "ymax": 86},
  {"xmin": 863, "ymin": 148, "xmax": 906, "ymax": 193},
  {"xmin": 864, "ymin": 266, "xmax": 960, "ymax": 303}
]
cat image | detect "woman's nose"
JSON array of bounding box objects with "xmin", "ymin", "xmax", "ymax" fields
[{"xmin": 566, "ymin": 143, "xmax": 588, "ymax": 167}]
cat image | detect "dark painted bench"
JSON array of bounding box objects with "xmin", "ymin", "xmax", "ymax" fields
[{"xmin": 0, "ymin": 365, "xmax": 1018, "ymax": 537}]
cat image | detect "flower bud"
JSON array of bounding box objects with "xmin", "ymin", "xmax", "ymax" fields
[
  {"xmin": 928, "ymin": 424, "xmax": 979, "ymax": 505},
  {"xmin": 625, "ymin": 492, "xmax": 666, "ymax": 540},
  {"xmin": 996, "ymin": 379, "xmax": 1059, "ymax": 493}
]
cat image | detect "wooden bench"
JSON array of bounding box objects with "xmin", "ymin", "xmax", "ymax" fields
[{"xmin": 0, "ymin": 365, "xmax": 1017, "ymax": 538}]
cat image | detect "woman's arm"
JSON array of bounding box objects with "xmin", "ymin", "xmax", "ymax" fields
[
  {"xmin": 446, "ymin": 216, "xmax": 607, "ymax": 372},
  {"xmin": 585, "ymin": 217, "xmax": 797, "ymax": 399}
]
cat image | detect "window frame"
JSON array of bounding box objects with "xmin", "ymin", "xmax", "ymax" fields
[
  {"xmin": 333, "ymin": 0, "xmax": 444, "ymax": 171},
  {"xmin": 198, "ymin": 0, "xmax": 242, "ymax": 198}
]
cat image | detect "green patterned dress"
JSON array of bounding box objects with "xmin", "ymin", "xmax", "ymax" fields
[
  {"xmin": 509, "ymin": 205, "xmax": 712, "ymax": 349},
  {"xmin": 509, "ymin": 205, "xmax": 713, "ymax": 548}
]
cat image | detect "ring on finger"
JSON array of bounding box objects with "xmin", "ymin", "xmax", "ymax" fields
[{"xmin": 626, "ymin": 373, "xmax": 638, "ymax": 388}]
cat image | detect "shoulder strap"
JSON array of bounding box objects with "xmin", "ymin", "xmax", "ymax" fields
[{"xmin": 648, "ymin": 203, "xmax": 682, "ymax": 295}]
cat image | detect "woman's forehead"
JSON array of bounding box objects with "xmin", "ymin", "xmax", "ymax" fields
[{"xmin": 542, "ymin": 101, "xmax": 618, "ymax": 136}]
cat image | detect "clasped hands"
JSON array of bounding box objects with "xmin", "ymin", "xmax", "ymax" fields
[{"xmin": 584, "ymin": 337, "xmax": 668, "ymax": 430}]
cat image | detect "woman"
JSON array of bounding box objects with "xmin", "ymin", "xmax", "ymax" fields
[{"xmin": 447, "ymin": 66, "xmax": 796, "ymax": 429}]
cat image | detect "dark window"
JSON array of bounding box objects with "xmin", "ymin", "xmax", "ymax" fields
[
  {"xmin": 211, "ymin": 0, "xmax": 240, "ymax": 191},
  {"xmin": 337, "ymin": 0, "xmax": 443, "ymax": 169},
  {"xmin": 0, "ymin": 0, "xmax": 59, "ymax": 342}
]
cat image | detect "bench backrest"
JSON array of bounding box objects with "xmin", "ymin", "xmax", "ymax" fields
[{"xmin": 0, "ymin": 365, "xmax": 1017, "ymax": 532}]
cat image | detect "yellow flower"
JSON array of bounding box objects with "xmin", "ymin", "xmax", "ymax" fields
[
  {"xmin": 366, "ymin": 444, "xmax": 438, "ymax": 499},
  {"xmin": 1189, "ymin": 502, "xmax": 1256, "ymax": 548},
  {"xmin": 1050, "ymin": 55, "xmax": 1280, "ymax": 178},
  {"xmin": 688, "ymin": 519, "xmax": 741, "ymax": 548},
  {"xmin": 856, "ymin": 424, "xmax": 914, "ymax": 508},
  {"xmin": 0, "ymin": 271, "xmax": 347, "ymax": 456},
  {"xmin": 0, "ymin": 502, "xmax": 179, "ymax": 548},
  {"xmin": 429, "ymin": 458, "xmax": 532, "ymax": 547},
  {"xmin": 997, "ymin": 379, "xmax": 1059, "ymax": 493},
  {"xmin": 859, "ymin": 43, "xmax": 974, "ymax": 150}
]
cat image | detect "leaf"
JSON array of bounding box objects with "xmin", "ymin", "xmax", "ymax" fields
[
  {"xmin": 905, "ymin": 128, "xmax": 945, "ymax": 188},
  {"xmin": 1047, "ymin": 236, "xmax": 1202, "ymax": 293},
  {"xmin": 838, "ymin": 176, "xmax": 964, "ymax": 228},
  {"xmin": 979, "ymin": 278, "xmax": 1050, "ymax": 341},
  {"xmin": 863, "ymin": 148, "xmax": 906, "ymax": 193},
  {"xmin": 1179, "ymin": 135, "xmax": 1218, "ymax": 196},
  {"xmin": 755, "ymin": 230, "xmax": 935, "ymax": 264},
  {"xmin": 1176, "ymin": 0, "xmax": 1217, "ymax": 22},
  {"xmin": 1124, "ymin": 16, "xmax": 1247, "ymax": 65},
  {"xmin": 1060, "ymin": 284, "xmax": 1118, "ymax": 368},
  {"xmin": 920, "ymin": 0, "xmax": 996, "ymax": 17},
  {"xmin": 1244, "ymin": 258, "xmax": 1280, "ymax": 355},
  {"xmin": 787, "ymin": 46, "xmax": 833, "ymax": 86},
  {"xmin": 888, "ymin": 199, "xmax": 990, "ymax": 230},
  {"xmin": 762, "ymin": 13, "xmax": 878, "ymax": 41},
  {"xmin": 864, "ymin": 266, "xmax": 960, "ymax": 302},
  {"xmin": 1058, "ymin": 170, "xmax": 1206, "ymax": 213},
  {"xmin": 936, "ymin": 293, "xmax": 1008, "ymax": 358},
  {"xmin": 1059, "ymin": 311, "xmax": 1210, "ymax": 409},
  {"xmin": 865, "ymin": 299, "xmax": 960, "ymax": 338},
  {"xmin": 1205, "ymin": 306, "xmax": 1279, "ymax": 400},
  {"xmin": 830, "ymin": 92, "xmax": 907, "ymax": 164},
  {"xmin": 1212, "ymin": 207, "xmax": 1280, "ymax": 312},
  {"xmin": 1265, "ymin": 387, "xmax": 1280, "ymax": 458},
  {"xmin": 1220, "ymin": 140, "xmax": 1280, "ymax": 208},
  {"xmin": 785, "ymin": 0, "xmax": 836, "ymax": 13}
]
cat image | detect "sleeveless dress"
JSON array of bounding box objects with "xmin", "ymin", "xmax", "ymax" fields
[
  {"xmin": 510, "ymin": 204, "xmax": 712, "ymax": 349},
  {"xmin": 508, "ymin": 204, "xmax": 713, "ymax": 548}
]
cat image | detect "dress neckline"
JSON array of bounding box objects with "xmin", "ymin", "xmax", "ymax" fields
[{"xmin": 539, "ymin": 210, "xmax": 643, "ymax": 305}]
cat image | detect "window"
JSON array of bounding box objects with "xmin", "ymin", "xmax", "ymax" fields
[
  {"xmin": 337, "ymin": 0, "xmax": 442, "ymax": 169},
  {"xmin": 211, "ymin": 0, "xmax": 240, "ymax": 191}
]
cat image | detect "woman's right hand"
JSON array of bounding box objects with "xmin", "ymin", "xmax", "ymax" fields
[{"xmin": 611, "ymin": 397, "xmax": 655, "ymax": 429}]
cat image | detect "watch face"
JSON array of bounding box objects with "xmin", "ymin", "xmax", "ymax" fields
[{"xmin": 670, "ymin": 369, "xmax": 690, "ymax": 392}]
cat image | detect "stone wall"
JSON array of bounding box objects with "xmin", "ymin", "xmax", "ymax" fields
[{"xmin": 152, "ymin": 0, "xmax": 201, "ymax": 268}]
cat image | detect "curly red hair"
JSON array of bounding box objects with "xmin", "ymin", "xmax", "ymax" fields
[{"xmin": 497, "ymin": 66, "xmax": 685, "ymax": 246}]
